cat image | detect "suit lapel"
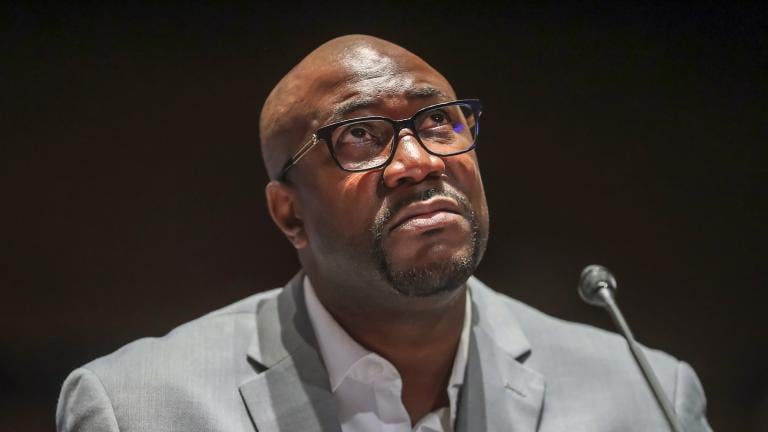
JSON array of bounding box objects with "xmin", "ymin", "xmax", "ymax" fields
[
  {"xmin": 457, "ymin": 278, "xmax": 546, "ymax": 432},
  {"xmin": 238, "ymin": 274, "xmax": 544, "ymax": 431},
  {"xmin": 239, "ymin": 273, "xmax": 341, "ymax": 432}
]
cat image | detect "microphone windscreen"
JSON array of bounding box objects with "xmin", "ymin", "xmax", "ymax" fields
[{"xmin": 578, "ymin": 265, "xmax": 617, "ymax": 306}]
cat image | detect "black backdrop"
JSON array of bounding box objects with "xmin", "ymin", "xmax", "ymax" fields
[{"xmin": 3, "ymin": 2, "xmax": 766, "ymax": 430}]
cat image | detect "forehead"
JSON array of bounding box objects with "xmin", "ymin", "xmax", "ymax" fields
[{"xmin": 309, "ymin": 45, "xmax": 456, "ymax": 125}]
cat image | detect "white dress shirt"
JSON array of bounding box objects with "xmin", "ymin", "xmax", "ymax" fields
[{"xmin": 304, "ymin": 277, "xmax": 471, "ymax": 432}]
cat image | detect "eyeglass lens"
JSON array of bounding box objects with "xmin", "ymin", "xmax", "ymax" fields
[{"xmin": 330, "ymin": 103, "xmax": 478, "ymax": 171}]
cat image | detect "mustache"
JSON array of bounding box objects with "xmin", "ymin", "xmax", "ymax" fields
[{"xmin": 372, "ymin": 187, "xmax": 473, "ymax": 237}]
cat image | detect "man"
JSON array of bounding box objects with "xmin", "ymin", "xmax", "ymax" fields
[{"xmin": 57, "ymin": 35, "xmax": 712, "ymax": 431}]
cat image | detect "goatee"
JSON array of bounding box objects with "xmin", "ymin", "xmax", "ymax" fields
[{"xmin": 371, "ymin": 188, "xmax": 486, "ymax": 297}]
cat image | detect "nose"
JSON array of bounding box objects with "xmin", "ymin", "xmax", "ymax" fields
[{"xmin": 382, "ymin": 129, "xmax": 446, "ymax": 188}]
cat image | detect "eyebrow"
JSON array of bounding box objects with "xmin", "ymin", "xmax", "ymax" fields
[{"xmin": 326, "ymin": 86, "xmax": 450, "ymax": 124}]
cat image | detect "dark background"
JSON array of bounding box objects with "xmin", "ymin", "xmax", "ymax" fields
[{"xmin": 2, "ymin": 2, "xmax": 766, "ymax": 430}]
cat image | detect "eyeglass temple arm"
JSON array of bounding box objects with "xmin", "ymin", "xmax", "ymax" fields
[{"xmin": 278, "ymin": 135, "xmax": 319, "ymax": 180}]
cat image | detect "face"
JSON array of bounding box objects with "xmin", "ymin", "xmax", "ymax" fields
[{"xmin": 283, "ymin": 45, "xmax": 489, "ymax": 300}]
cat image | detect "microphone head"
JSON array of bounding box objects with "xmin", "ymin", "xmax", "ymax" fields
[{"xmin": 578, "ymin": 265, "xmax": 618, "ymax": 306}]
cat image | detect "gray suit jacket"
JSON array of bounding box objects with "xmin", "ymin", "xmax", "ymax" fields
[{"xmin": 57, "ymin": 274, "xmax": 712, "ymax": 431}]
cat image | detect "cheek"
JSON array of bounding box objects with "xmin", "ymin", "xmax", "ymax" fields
[
  {"xmin": 305, "ymin": 172, "xmax": 381, "ymax": 245},
  {"xmin": 448, "ymin": 155, "xmax": 489, "ymax": 218},
  {"xmin": 449, "ymin": 155, "xmax": 485, "ymax": 195},
  {"xmin": 337, "ymin": 172, "xmax": 382, "ymax": 231}
]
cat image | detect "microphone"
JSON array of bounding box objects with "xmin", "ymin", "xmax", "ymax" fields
[
  {"xmin": 578, "ymin": 264, "xmax": 617, "ymax": 306},
  {"xmin": 578, "ymin": 265, "xmax": 685, "ymax": 432}
]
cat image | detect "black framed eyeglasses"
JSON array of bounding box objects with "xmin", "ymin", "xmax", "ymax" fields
[{"xmin": 277, "ymin": 99, "xmax": 482, "ymax": 181}]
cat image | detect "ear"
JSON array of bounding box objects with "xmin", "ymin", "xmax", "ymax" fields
[{"xmin": 265, "ymin": 180, "xmax": 308, "ymax": 249}]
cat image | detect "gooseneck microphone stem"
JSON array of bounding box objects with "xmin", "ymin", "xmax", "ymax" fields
[{"xmin": 596, "ymin": 287, "xmax": 685, "ymax": 432}]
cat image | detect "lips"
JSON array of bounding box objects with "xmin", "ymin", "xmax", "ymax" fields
[{"xmin": 388, "ymin": 197, "xmax": 464, "ymax": 233}]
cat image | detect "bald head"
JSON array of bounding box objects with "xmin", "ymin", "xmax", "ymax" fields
[{"xmin": 259, "ymin": 35, "xmax": 455, "ymax": 180}]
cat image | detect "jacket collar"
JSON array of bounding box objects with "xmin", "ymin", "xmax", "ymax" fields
[
  {"xmin": 240, "ymin": 272, "xmax": 341, "ymax": 432},
  {"xmin": 456, "ymin": 277, "xmax": 546, "ymax": 432},
  {"xmin": 239, "ymin": 274, "xmax": 545, "ymax": 432}
]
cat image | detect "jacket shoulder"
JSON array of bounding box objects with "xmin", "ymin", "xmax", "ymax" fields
[
  {"xmin": 59, "ymin": 288, "xmax": 283, "ymax": 430},
  {"xmin": 469, "ymin": 278, "xmax": 679, "ymax": 400},
  {"xmin": 470, "ymin": 277, "xmax": 678, "ymax": 366},
  {"xmin": 469, "ymin": 278, "xmax": 710, "ymax": 430},
  {"xmin": 85, "ymin": 287, "xmax": 281, "ymax": 375}
]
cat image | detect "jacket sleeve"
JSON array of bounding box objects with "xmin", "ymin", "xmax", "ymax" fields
[
  {"xmin": 675, "ymin": 361, "xmax": 713, "ymax": 432},
  {"xmin": 56, "ymin": 367, "xmax": 120, "ymax": 432}
]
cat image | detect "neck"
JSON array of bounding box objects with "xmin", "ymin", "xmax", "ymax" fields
[
  {"xmin": 315, "ymin": 279, "xmax": 467, "ymax": 355},
  {"xmin": 311, "ymin": 276, "xmax": 468, "ymax": 423}
]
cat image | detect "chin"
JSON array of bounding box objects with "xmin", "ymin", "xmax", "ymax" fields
[
  {"xmin": 370, "ymin": 197, "xmax": 489, "ymax": 298},
  {"xmin": 380, "ymin": 251, "xmax": 478, "ymax": 298}
]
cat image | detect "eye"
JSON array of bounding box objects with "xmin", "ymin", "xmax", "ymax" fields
[
  {"xmin": 429, "ymin": 111, "xmax": 448, "ymax": 124},
  {"xmin": 422, "ymin": 109, "xmax": 450, "ymax": 127},
  {"xmin": 417, "ymin": 108, "xmax": 457, "ymax": 133},
  {"xmin": 341, "ymin": 125, "xmax": 377, "ymax": 144},
  {"xmin": 333, "ymin": 120, "xmax": 390, "ymax": 150},
  {"xmin": 349, "ymin": 127, "xmax": 369, "ymax": 139},
  {"xmin": 331, "ymin": 120, "xmax": 392, "ymax": 167}
]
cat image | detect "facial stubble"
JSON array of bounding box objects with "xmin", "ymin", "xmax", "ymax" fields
[{"xmin": 371, "ymin": 188, "xmax": 486, "ymax": 297}]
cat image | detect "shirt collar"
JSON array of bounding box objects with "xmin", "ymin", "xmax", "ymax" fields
[
  {"xmin": 303, "ymin": 276, "xmax": 472, "ymax": 395},
  {"xmin": 303, "ymin": 276, "xmax": 370, "ymax": 391}
]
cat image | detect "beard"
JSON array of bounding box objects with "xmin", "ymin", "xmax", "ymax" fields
[{"xmin": 370, "ymin": 187, "xmax": 487, "ymax": 297}]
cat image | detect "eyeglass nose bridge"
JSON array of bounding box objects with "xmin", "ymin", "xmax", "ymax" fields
[{"xmin": 388, "ymin": 117, "xmax": 434, "ymax": 158}]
